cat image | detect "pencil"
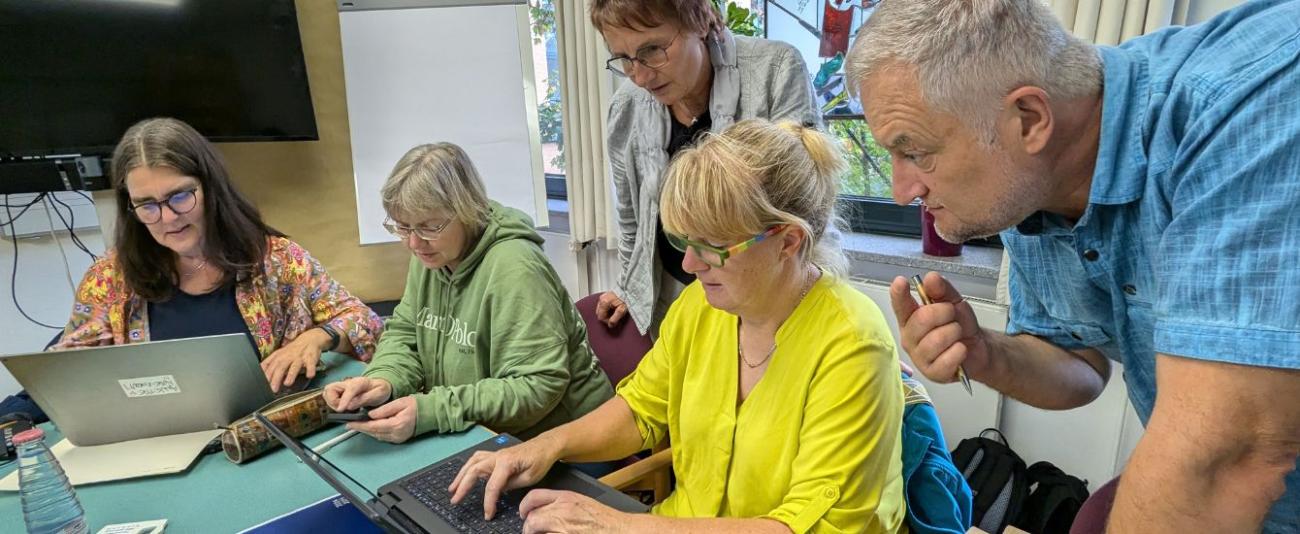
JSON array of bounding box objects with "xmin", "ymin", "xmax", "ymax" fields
[{"xmin": 911, "ymin": 275, "xmax": 974, "ymax": 396}]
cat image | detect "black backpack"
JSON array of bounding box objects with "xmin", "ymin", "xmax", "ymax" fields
[
  {"xmin": 1013, "ymin": 461, "xmax": 1091, "ymax": 534},
  {"xmin": 951, "ymin": 429, "xmax": 1029, "ymax": 533}
]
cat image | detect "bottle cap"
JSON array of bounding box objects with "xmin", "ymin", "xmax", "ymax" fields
[{"xmin": 12, "ymin": 428, "xmax": 45, "ymax": 445}]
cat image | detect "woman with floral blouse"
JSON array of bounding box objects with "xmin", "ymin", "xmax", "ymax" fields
[{"xmin": 56, "ymin": 117, "xmax": 382, "ymax": 394}]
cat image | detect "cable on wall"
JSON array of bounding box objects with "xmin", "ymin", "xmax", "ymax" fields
[{"xmin": 3, "ymin": 194, "xmax": 65, "ymax": 330}]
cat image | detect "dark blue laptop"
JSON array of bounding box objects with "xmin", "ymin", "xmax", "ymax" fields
[{"xmin": 255, "ymin": 413, "xmax": 647, "ymax": 533}]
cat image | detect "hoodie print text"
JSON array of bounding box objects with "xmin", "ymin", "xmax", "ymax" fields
[{"xmin": 414, "ymin": 306, "xmax": 479, "ymax": 348}]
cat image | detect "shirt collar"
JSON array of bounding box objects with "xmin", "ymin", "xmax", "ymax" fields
[
  {"xmin": 1012, "ymin": 46, "xmax": 1149, "ymax": 237},
  {"xmin": 1011, "ymin": 210, "xmax": 1077, "ymax": 237},
  {"xmin": 707, "ymin": 28, "xmax": 740, "ymax": 131},
  {"xmin": 1087, "ymin": 46, "xmax": 1149, "ymax": 206}
]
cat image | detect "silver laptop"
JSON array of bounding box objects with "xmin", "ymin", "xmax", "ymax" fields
[{"xmin": 1, "ymin": 334, "xmax": 275, "ymax": 446}]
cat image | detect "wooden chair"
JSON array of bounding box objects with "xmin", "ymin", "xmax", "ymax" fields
[{"xmin": 599, "ymin": 442, "xmax": 673, "ymax": 504}]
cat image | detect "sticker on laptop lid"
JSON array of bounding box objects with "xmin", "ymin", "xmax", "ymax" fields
[{"xmin": 119, "ymin": 375, "xmax": 182, "ymax": 398}]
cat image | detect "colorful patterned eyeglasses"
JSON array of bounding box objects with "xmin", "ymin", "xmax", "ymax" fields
[{"xmin": 665, "ymin": 225, "xmax": 784, "ymax": 268}]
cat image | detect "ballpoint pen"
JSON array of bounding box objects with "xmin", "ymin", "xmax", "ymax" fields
[{"xmin": 911, "ymin": 274, "xmax": 974, "ymax": 396}]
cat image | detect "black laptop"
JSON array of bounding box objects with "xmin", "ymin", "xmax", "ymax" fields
[{"xmin": 255, "ymin": 413, "xmax": 648, "ymax": 533}]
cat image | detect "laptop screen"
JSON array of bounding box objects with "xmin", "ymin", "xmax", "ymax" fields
[{"xmin": 252, "ymin": 413, "xmax": 406, "ymax": 532}]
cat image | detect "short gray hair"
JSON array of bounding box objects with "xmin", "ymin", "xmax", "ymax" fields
[
  {"xmin": 381, "ymin": 143, "xmax": 491, "ymax": 237},
  {"xmin": 846, "ymin": 0, "xmax": 1101, "ymax": 138}
]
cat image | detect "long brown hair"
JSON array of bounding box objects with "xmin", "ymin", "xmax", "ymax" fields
[{"xmin": 110, "ymin": 117, "xmax": 284, "ymax": 301}]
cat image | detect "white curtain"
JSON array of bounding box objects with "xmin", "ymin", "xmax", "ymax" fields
[
  {"xmin": 554, "ymin": 0, "xmax": 615, "ymax": 249},
  {"xmin": 1044, "ymin": 0, "xmax": 1179, "ymax": 45}
]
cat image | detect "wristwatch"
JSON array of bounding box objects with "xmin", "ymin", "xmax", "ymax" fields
[{"xmin": 319, "ymin": 324, "xmax": 341, "ymax": 352}]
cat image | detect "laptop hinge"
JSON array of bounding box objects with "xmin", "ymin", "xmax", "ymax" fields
[{"xmin": 372, "ymin": 494, "xmax": 424, "ymax": 534}]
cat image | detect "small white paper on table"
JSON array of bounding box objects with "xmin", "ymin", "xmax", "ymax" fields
[{"xmin": 97, "ymin": 519, "xmax": 168, "ymax": 534}]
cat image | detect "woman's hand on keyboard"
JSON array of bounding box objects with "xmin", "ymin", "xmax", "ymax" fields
[
  {"xmin": 448, "ymin": 435, "xmax": 564, "ymax": 520},
  {"xmin": 519, "ymin": 489, "xmax": 631, "ymax": 534}
]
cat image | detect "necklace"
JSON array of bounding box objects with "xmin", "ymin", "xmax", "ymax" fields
[
  {"xmin": 673, "ymin": 98, "xmax": 706, "ymax": 127},
  {"xmin": 739, "ymin": 343, "xmax": 776, "ymax": 369},
  {"xmin": 677, "ymin": 109, "xmax": 703, "ymax": 127},
  {"xmin": 738, "ymin": 265, "xmax": 820, "ymax": 369},
  {"xmin": 183, "ymin": 258, "xmax": 208, "ymax": 277}
]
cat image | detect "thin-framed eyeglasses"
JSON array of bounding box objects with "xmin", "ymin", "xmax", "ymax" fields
[
  {"xmin": 605, "ymin": 31, "xmax": 681, "ymax": 78},
  {"xmin": 383, "ymin": 217, "xmax": 452, "ymax": 241},
  {"xmin": 130, "ymin": 188, "xmax": 199, "ymax": 224},
  {"xmin": 665, "ymin": 225, "xmax": 785, "ymax": 268}
]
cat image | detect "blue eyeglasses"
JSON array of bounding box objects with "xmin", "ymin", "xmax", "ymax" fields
[{"xmin": 130, "ymin": 188, "xmax": 199, "ymax": 224}]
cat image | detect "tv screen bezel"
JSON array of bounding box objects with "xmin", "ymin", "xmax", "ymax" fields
[{"xmin": 0, "ymin": 0, "xmax": 320, "ymax": 158}]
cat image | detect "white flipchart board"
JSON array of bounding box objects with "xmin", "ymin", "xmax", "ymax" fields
[{"xmin": 339, "ymin": 1, "xmax": 545, "ymax": 245}]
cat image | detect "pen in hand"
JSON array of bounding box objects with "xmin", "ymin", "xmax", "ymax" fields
[{"xmin": 911, "ymin": 274, "xmax": 974, "ymax": 396}]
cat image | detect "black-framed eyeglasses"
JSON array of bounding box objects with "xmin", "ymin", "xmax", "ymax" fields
[
  {"xmin": 383, "ymin": 217, "xmax": 452, "ymax": 241},
  {"xmin": 605, "ymin": 31, "xmax": 681, "ymax": 78},
  {"xmin": 130, "ymin": 188, "xmax": 199, "ymax": 224}
]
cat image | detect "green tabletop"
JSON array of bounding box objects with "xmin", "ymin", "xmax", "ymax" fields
[{"xmin": 0, "ymin": 354, "xmax": 493, "ymax": 532}]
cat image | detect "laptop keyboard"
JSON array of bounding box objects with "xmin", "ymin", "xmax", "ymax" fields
[{"xmin": 400, "ymin": 461, "xmax": 525, "ymax": 533}]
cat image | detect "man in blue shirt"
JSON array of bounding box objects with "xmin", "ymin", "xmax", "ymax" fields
[{"xmin": 846, "ymin": 0, "xmax": 1300, "ymax": 532}]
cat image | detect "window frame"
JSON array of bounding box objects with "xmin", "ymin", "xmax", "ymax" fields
[
  {"xmin": 758, "ymin": 1, "xmax": 998, "ymax": 247},
  {"xmin": 821, "ymin": 112, "xmax": 925, "ymax": 238},
  {"xmin": 544, "ymin": 172, "xmax": 567, "ymax": 200}
]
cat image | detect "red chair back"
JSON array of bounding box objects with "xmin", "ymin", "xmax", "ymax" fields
[{"xmin": 575, "ymin": 293, "xmax": 654, "ymax": 386}]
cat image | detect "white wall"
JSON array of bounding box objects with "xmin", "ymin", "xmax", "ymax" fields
[
  {"xmin": 539, "ymin": 230, "xmax": 581, "ymax": 300},
  {"xmin": 0, "ymin": 210, "xmax": 107, "ymax": 397}
]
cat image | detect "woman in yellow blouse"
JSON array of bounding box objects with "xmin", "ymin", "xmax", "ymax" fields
[{"xmin": 448, "ymin": 119, "xmax": 907, "ymax": 534}]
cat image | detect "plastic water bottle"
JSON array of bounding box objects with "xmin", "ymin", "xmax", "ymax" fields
[{"xmin": 14, "ymin": 428, "xmax": 87, "ymax": 534}]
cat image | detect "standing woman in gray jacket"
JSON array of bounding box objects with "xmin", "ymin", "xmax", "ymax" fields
[{"xmin": 591, "ymin": 0, "xmax": 822, "ymax": 336}]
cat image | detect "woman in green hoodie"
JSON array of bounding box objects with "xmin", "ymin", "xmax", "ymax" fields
[{"xmin": 323, "ymin": 142, "xmax": 614, "ymax": 445}]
